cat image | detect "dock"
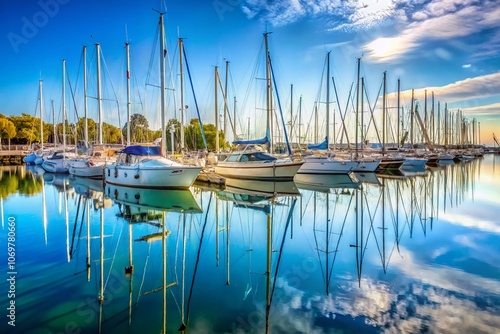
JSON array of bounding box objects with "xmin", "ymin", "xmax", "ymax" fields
[
  {"xmin": 196, "ymin": 168, "xmax": 225, "ymax": 188},
  {"xmin": 0, "ymin": 150, "xmax": 26, "ymax": 165}
]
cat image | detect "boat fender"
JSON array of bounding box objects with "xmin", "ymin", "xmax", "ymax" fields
[
  {"xmin": 107, "ymin": 168, "xmax": 111, "ymax": 177},
  {"xmin": 114, "ymin": 168, "xmax": 118, "ymax": 178},
  {"xmin": 124, "ymin": 172, "xmax": 128, "ymax": 178},
  {"xmin": 114, "ymin": 189, "xmax": 118, "ymax": 199}
]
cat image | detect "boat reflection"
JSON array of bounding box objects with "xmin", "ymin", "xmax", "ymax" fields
[{"xmin": 294, "ymin": 173, "xmax": 360, "ymax": 193}]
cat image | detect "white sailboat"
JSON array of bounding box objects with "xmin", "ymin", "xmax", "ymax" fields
[
  {"xmin": 42, "ymin": 59, "xmax": 76, "ymax": 174},
  {"xmin": 214, "ymin": 33, "xmax": 303, "ymax": 180},
  {"xmin": 104, "ymin": 14, "xmax": 201, "ymax": 189},
  {"xmin": 67, "ymin": 44, "xmax": 117, "ymax": 179},
  {"xmin": 297, "ymin": 52, "xmax": 358, "ymax": 175}
]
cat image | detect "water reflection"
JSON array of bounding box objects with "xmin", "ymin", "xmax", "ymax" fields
[{"xmin": 1, "ymin": 156, "xmax": 499, "ymax": 333}]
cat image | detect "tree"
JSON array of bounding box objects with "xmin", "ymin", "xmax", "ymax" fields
[
  {"xmin": 103, "ymin": 122, "xmax": 123, "ymax": 144},
  {"xmin": 9, "ymin": 113, "xmax": 39, "ymax": 143},
  {"xmin": 0, "ymin": 117, "xmax": 16, "ymax": 149},
  {"xmin": 122, "ymin": 113, "xmax": 149, "ymax": 143}
]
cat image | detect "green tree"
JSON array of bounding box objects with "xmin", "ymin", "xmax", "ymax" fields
[
  {"xmin": 9, "ymin": 113, "xmax": 40, "ymax": 143},
  {"xmin": 122, "ymin": 113, "xmax": 150, "ymax": 143},
  {"xmin": 75, "ymin": 117, "xmax": 97, "ymax": 143},
  {"xmin": 103, "ymin": 122, "xmax": 123, "ymax": 144},
  {"xmin": 0, "ymin": 117, "xmax": 16, "ymax": 148}
]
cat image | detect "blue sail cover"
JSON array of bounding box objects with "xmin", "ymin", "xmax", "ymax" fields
[
  {"xmin": 308, "ymin": 137, "xmax": 328, "ymax": 150},
  {"xmin": 121, "ymin": 145, "xmax": 161, "ymax": 156},
  {"xmin": 233, "ymin": 136, "xmax": 269, "ymax": 145}
]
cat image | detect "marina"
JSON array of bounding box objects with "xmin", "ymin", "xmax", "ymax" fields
[{"xmin": 0, "ymin": 154, "xmax": 499, "ymax": 333}]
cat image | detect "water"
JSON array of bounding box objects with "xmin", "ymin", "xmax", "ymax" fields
[{"xmin": 1, "ymin": 155, "xmax": 499, "ymax": 333}]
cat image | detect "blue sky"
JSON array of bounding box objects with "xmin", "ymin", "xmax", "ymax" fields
[{"xmin": 1, "ymin": 0, "xmax": 499, "ymax": 145}]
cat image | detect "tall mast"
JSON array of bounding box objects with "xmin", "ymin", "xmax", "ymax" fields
[
  {"xmin": 215, "ymin": 66, "xmax": 219, "ymax": 153},
  {"xmin": 326, "ymin": 51, "xmax": 331, "ymax": 150},
  {"xmin": 62, "ymin": 59, "xmax": 66, "ymax": 150},
  {"xmin": 160, "ymin": 13, "xmax": 167, "ymax": 157},
  {"xmin": 264, "ymin": 33, "xmax": 273, "ymax": 153},
  {"xmin": 39, "ymin": 79, "xmax": 43, "ymax": 151},
  {"xmin": 444, "ymin": 102, "xmax": 448, "ymax": 147},
  {"xmin": 382, "ymin": 71, "xmax": 386, "ymax": 154},
  {"xmin": 355, "ymin": 57, "xmax": 360, "ymax": 157},
  {"xmin": 424, "ymin": 89, "xmax": 428, "ymax": 136},
  {"xmin": 397, "ymin": 78, "xmax": 400, "ymax": 148},
  {"xmin": 361, "ymin": 77, "xmax": 365, "ymax": 151},
  {"xmin": 179, "ymin": 37, "xmax": 185, "ymax": 152},
  {"xmin": 431, "ymin": 92, "xmax": 435, "ymax": 144},
  {"xmin": 224, "ymin": 60, "xmax": 229, "ymax": 138},
  {"xmin": 125, "ymin": 42, "xmax": 131, "ymax": 146},
  {"xmin": 290, "ymin": 84, "xmax": 293, "ymax": 145},
  {"xmin": 52, "ymin": 100, "xmax": 56, "ymax": 145},
  {"xmin": 83, "ymin": 46, "xmax": 88, "ymax": 144},
  {"xmin": 410, "ymin": 89, "xmax": 414, "ymax": 148},
  {"xmin": 298, "ymin": 95, "xmax": 302, "ymax": 148},
  {"xmin": 96, "ymin": 43, "xmax": 103, "ymax": 145},
  {"xmin": 437, "ymin": 101, "xmax": 441, "ymax": 145}
]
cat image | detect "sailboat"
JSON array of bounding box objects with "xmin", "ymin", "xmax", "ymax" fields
[
  {"xmin": 297, "ymin": 52, "xmax": 359, "ymax": 175},
  {"xmin": 104, "ymin": 14, "xmax": 201, "ymax": 189},
  {"xmin": 214, "ymin": 33, "xmax": 303, "ymax": 181},
  {"xmin": 67, "ymin": 45, "xmax": 114, "ymax": 179},
  {"xmin": 41, "ymin": 59, "xmax": 77, "ymax": 174}
]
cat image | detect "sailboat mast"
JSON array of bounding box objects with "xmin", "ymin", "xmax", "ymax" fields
[
  {"xmin": 83, "ymin": 46, "xmax": 88, "ymax": 145},
  {"xmin": 215, "ymin": 66, "xmax": 219, "ymax": 153},
  {"xmin": 290, "ymin": 84, "xmax": 293, "ymax": 145},
  {"xmin": 52, "ymin": 100, "xmax": 56, "ymax": 145},
  {"xmin": 382, "ymin": 71, "xmax": 386, "ymax": 154},
  {"xmin": 326, "ymin": 52, "xmax": 330, "ymax": 150},
  {"xmin": 39, "ymin": 79, "xmax": 43, "ymax": 151},
  {"xmin": 159, "ymin": 14, "xmax": 167, "ymax": 157},
  {"xmin": 355, "ymin": 57, "xmax": 360, "ymax": 157},
  {"xmin": 264, "ymin": 33, "xmax": 273, "ymax": 153},
  {"xmin": 397, "ymin": 79, "xmax": 400, "ymax": 148},
  {"xmin": 62, "ymin": 59, "xmax": 66, "ymax": 150},
  {"xmin": 298, "ymin": 95, "xmax": 302, "ymax": 148},
  {"xmin": 361, "ymin": 77, "xmax": 365, "ymax": 152},
  {"xmin": 179, "ymin": 37, "xmax": 185, "ymax": 152},
  {"xmin": 126, "ymin": 42, "xmax": 131, "ymax": 146},
  {"xmin": 96, "ymin": 43, "xmax": 103, "ymax": 145},
  {"xmin": 224, "ymin": 60, "xmax": 229, "ymax": 138},
  {"xmin": 410, "ymin": 89, "xmax": 414, "ymax": 147}
]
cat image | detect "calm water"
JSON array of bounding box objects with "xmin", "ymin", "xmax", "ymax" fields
[{"xmin": 1, "ymin": 155, "xmax": 499, "ymax": 334}]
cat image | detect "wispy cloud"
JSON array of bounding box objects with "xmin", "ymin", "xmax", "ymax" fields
[
  {"xmin": 396, "ymin": 72, "xmax": 500, "ymax": 104},
  {"xmin": 364, "ymin": 0, "xmax": 500, "ymax": 62},
  {"xmin": 460, "ymin": 102, "xmax": 500, "ymax": 116},
  {"xmin": 241, "ymin": 0, "xmax": 398, "ymax": 28}
]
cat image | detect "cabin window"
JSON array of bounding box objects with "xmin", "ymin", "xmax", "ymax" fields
[{"xmin": 226, "ymin": 155, "xmax": 239, "ymax": 162}]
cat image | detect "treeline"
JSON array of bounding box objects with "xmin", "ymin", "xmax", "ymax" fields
[{"xmin": 0, "ymin": 113, "xmax": 230, "ymax": 151}]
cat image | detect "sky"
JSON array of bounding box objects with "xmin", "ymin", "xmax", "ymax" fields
[{"xmin": 1, "ymin": 0, "xmax": 499, "ymax": 145}]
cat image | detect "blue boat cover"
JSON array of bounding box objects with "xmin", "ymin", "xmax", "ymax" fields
[
  {"xmin": 253, "ymin": 152, "xmax": 277, "ymax": 161},
  {"xmin": 233, "ymin": 136, "xmax": 269, "ymax": 145},
  {"xmin": 120, "ymin": 145, "xmax": 161, "ymax": 156},
  {"xmin": 308, "ymin": 137, "xmax": 328, "ymax": 150}
]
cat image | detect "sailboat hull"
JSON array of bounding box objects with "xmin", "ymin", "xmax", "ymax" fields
[
  {"xmin": 214, "ymin": 161, "xmax": 303, "ymax": 181},
  {"xmin": 104, "ymin": 164, "xmax": 201, "ymax": 189},
  {"xmin": 297, "ymin": 157, "xmax": 358, "ymax": 174},
  {"xmin": 351, "ymin": 160, "xmax": 380, "ymax": 172}
]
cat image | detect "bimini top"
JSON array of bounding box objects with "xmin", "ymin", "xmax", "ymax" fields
[{"xmin": 120, "ymin": 145, "xmax": 161, "ymax": 156}]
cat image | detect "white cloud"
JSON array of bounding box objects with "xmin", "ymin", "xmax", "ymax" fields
[
  {"xmin": 460, "ymin": 102, "xmax": 500, "ymax": 116},
  {"xmin": 394, "ymin": 72, "xmax": 500, "ymax": 104},
  {"xmin": 240, "ymin": 0, "xmax": 398, "ymax": 28},
  {"xmin": 364, "ymin": 0, "xmax": 500, "ymax": 62}
]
